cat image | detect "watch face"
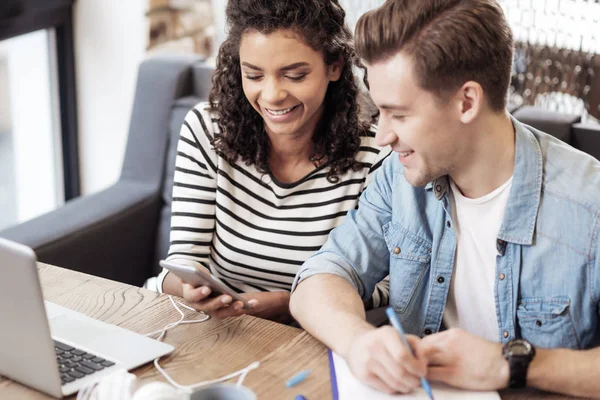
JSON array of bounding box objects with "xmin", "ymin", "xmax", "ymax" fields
[
  {"xmin": 510, "ymin": 342, "xmax": 530, "ymax": 356},
  {"xmin": 508, "ymin": 339, "xmax": 532, "ymax": 356}
]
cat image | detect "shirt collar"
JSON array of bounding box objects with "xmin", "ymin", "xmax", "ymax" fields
[
  {"xmin": 425, "ymin": 116, "xmax": 542, "ymax": 244},
  {"xmin": 496, "ymin": 116, "xmax": 542, "ymax": 245}
]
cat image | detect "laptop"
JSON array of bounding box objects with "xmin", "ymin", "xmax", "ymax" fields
[{"xmin": 0, "ymin": 238, "xmax": 174, "ymax": 398}]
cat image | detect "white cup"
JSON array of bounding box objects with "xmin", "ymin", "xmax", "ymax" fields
[{"xmin": 190, "ymin": 384, "xmax": 257, "ymax": 400}]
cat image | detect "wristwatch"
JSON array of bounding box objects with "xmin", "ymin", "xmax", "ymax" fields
[{"xmin": 502, "ymin": 339, "xmax": 536, "ymax": 389}]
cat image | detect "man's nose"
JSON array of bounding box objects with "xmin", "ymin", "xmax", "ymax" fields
[{"xmin": 375, "ymin": 116, "xmax": 398, "ymax": 147}]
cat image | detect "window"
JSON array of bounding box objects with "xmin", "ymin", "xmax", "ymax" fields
[{"xmin": 0, "ymin": 29, "xmax": 64, "ymax": 230}]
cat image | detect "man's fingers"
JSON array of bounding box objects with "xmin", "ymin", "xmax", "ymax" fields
[
  {"xmin": 418, "ymin": 339, "xmax": 452, "ymax": 366},
  {"xmin": 382, "ymin": 331, "xmax": 427, "ymax": 378},
  {"xmin": 363, "ymin": 370, "xmax": 400, "ymax": 395},
  {"xmin": 426, "ymin": 366, "xmax": 455, "ymax": 384},
  {"xmin": 367, "ymin": 352, "xmax": 415, "ymax": 393}
]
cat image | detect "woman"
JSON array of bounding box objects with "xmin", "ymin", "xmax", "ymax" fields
[{"xmin": 158, "ymin": 0, "xmax": 391, "ymax": 323}]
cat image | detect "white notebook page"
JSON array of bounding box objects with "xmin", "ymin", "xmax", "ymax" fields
[{"xmin": 331, "ymin": 351, "xmax": 501, "ymax": 400}]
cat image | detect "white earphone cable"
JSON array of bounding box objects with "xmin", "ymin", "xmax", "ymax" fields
[{"xmin": 76, "ymin": 296, "xmax": 260, "ymax": 400}]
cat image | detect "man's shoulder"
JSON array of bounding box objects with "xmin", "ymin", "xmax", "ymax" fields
[{"xmin": 537, "ymin": 129, "xmax": 600, "ymax": 213}]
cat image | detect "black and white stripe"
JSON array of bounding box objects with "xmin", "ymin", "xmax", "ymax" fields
[{"xmin": 159, "ymin": 102, "xmax": 392, "ymax": 306}]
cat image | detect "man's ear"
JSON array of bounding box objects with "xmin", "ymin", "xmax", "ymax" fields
[
  {"xmin": 328, "ymin": 58, "xmax": 343, "ymax": 82},
  {"xmin": 456, "ymin": 81, "xmax": 484, "ymax": 124}
]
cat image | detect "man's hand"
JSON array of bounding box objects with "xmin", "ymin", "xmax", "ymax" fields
[
  {"xmin": 182, "ymin": 284, "xmax": 291, "ymax": 321},
  {"xmin": 419, "ymin": 328, "xmax": 509, "ymax": 390},
  {"xmin": 346, "ymin": 326, "xmax": 427, "ymax": 395}
]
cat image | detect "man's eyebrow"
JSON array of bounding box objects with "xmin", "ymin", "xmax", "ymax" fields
[{"xmin": 240, "ymin": 62, "xmax": 310, "ymax": 71}]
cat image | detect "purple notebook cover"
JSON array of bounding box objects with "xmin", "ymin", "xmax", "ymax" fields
[{"xmin": 328, "ymin": 349, "xmax": 339, "ymax": 400}]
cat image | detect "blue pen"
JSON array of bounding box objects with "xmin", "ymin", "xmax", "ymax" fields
[
  {"xmin": 286, "ymin": 369, "xmax": 311, "ymax": 388},
  {"xmin": 385, "ymin": 307, "xmax": 435, "ymax": 400}
]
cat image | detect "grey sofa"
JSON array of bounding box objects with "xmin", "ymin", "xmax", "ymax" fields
[
  {"xmin": 0, "ymin": 55, "xmax": 211, "ymax": 286},
  {"xmin": 1, "ymin": 55, "xmax": 600, "ymax": 287}
]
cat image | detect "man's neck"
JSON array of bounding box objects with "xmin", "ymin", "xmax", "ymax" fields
[{"xmin": 451, "ymin": 112, "xmax": 516, "ymax": 199}]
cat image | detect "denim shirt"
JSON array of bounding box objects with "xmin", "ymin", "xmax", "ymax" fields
[{"xmin": 293, "ymin": 117, "xmax": 600, "ymax": 350}]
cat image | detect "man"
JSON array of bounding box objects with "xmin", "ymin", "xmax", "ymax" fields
[{"xmin": 290, "ymin": 0, "xmax": 600, "ymax": 398}]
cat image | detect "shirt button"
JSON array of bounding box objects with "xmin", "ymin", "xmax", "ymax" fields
[
  {"xmin": 437, "ymin": 276, "xmax": 445, "ymax": 284},
  {"xmin": 497, "ymin": 239, "xmax": 505, "ymax": 246},
  {"xmin": 503, "ymin": 331, "xmax": 509, "ymax": 338},
  {"xmin": 424, "ymin": 329, "xmax": 433, "ymax": 335},
  {"xmin": 499, "ymin": 273, "xmax": 506, "ymax": 281},
  {"xmin": 393, "ymin": 247, "xmax": 401, "ymax": 254},
  {"xmin": 446, "ymin": 221, "xmax": 451, "ymax": 228}
]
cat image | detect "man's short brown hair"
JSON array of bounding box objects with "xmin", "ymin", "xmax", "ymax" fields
[{"xmin": 355, "ymin": 0, "xmax": 514, "ymax": 111}]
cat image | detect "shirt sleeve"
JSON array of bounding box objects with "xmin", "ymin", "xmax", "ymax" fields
[
  {"xmin": 158, "ymin": 104, "xmax": 218, "ymax": 293},
  {"xmin": 595, "ymin": 219, "xmax": 600, "ymax": 319},
  {"xmin": 292, "ymin": 154, "xmax": 396, "ymax": 302},
  {"xmin": 364, "ymin": 132, "xmax": 393, "ymax": 307}
]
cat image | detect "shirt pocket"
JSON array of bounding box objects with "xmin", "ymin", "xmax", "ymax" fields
[
  {"xmin": 383, "ymin": 221, "xmax": 432, "ymax": 313},
  {"xmin": 516, "ymin": 297, "xmax": 581, "ymax": 349}
]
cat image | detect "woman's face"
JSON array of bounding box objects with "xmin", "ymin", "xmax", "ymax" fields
[{"xmin": 239, "ymin": 29, "xmax": 341, "ymax": 140}]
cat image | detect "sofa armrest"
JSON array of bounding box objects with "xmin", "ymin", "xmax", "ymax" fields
[
  {"xmin": 512, "ymin": 106, "xmax": 581, "ymax": 144},
  {"xmin": 0, "ymin": 180, "xmax": 161, "ymax": 285},
  {"xmin": 572, "ymin": 122, "xmax": 600, "ymax": 161}
]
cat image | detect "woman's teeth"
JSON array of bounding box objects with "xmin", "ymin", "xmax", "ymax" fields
[
  {"xmin": 266, "ymin": 105, "xmax": 297, "ymax": 115},
  {"xmin": 399, "ymin": 151, "xmax": 413, "ymax": 157}
]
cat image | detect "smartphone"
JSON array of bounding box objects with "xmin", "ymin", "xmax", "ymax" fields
[{"xmin": 159, "ymin": 260, "xmax": 250, "ymax": 309}]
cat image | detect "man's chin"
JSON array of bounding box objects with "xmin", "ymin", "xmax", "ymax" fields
[{"xmin": 405, "ymin": 171, "xmax": 438, "ymax": 188}]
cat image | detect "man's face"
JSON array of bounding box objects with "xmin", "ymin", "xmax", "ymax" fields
[{"xmin": 368, "ymin": 52, "xmax": 466, "ymax": 187}]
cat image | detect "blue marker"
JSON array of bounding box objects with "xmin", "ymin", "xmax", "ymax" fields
[
  {"xmin": 285, "ymin": 369, "xmax": 311, "ymax": 388},
  {"xmin": 385, "ymin": 307, "xmax": 435, "ymax": 400}
]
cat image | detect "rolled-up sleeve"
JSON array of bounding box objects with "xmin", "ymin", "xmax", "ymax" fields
[{"xmin": 292, "ymin": 156, "xmax": 397, "ymax": 301}]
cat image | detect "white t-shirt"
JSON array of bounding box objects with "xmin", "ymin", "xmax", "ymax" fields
[{"xmin": 443, "ymin": 177, "xmax": 513, "ymax": 342}]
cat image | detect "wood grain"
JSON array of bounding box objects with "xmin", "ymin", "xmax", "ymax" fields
[{"xmin": 0, "ymin": 264, "xmax": 588, "ymax": 399}]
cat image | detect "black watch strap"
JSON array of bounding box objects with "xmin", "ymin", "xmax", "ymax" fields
[
  {"xmin": 503, "ymin": 339, "xmax": 536, "ymax": 389},
  {"xmin": 507, "ymin": 355, "xmax": 529, "ymax": 388}
]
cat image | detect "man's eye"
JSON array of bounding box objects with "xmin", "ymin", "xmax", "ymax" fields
[
  {"xmin": 392, "ymin": 115, "xmax": 406, "ymax": 121},
  {"xmin": 244, "ymin": 75, "xmax": 262, "ymax": 81}
]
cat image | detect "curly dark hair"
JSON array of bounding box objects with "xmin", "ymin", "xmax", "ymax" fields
[{"xmin": 208, "ymin": 0, "xmax": 374, "ymax": 183}]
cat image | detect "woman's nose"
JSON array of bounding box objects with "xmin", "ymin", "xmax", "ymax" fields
[{"xmin": 261, "ymin": 78, "xmax": 287, "ymax": 104}]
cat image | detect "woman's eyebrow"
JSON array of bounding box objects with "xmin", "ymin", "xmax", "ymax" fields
[{"xmin": 240, "ymin": 61, "xmax": 310, "ymax": 71}]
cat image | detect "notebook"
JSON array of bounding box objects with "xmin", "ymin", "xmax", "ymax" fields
[{"xmin": 328, "ymin": 350, "xmax": 501, "ymax": 400}]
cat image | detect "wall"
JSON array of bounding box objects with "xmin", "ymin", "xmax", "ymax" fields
[{"xmin": 74, "ymin": 0, "xmax": 147, "ymax": 195}]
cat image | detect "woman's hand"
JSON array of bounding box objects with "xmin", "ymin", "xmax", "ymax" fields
[{"xmin": 182, "ymin": 284, "xmax": 291, "ymax": 322}]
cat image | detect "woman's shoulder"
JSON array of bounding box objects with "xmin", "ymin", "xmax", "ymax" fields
[
  {"xmin": 186, "ymin": 101, "xmax": 221, "ymax": 136},
  {"xmin": 356, "ymin": 125, "xmax": 393, "ymax": 164}
]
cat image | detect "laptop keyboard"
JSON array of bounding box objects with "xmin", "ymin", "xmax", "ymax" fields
[{"xmin": 54, "ymin": 340, "xmax": 115, "ymax": 385}]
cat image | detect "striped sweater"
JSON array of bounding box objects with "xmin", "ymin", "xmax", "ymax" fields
[{"xmin": 158, "ymin": 102, "xmax": 392, "ymax": 306}]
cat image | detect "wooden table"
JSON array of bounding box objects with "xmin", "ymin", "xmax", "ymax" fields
[{"xmin": 0, "ymin": 264, "xmax": 587, "ymax": 399}]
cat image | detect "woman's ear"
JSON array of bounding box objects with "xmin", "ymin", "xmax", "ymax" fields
[{"xmin": 328, "ymin": 58, "xmax": 343, "ymax": 82}]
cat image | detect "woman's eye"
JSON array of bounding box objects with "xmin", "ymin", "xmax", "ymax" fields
[
  {"xmin": 244, "ymin": 75, "xmax": 262, "ymax": 81},
  {"xmin": 287, "ymin": 74, "xmax": 307, "ymax": 82},
  {"xmin": 392, "ymin": 115, "xmax": 406, "ymax": 121}
]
